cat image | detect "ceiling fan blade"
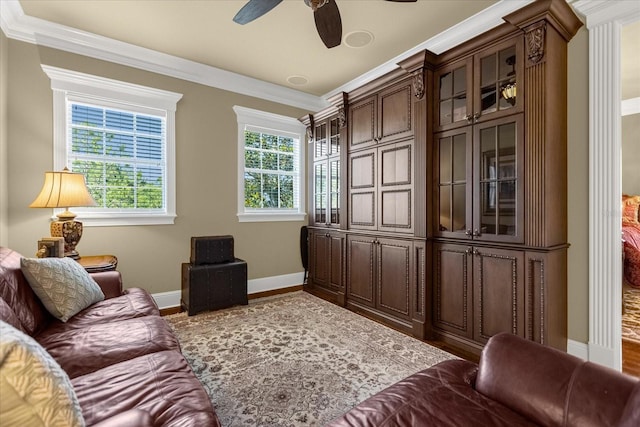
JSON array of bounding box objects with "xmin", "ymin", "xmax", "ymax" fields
[
  {"xmin": 314, "ymin": 0, "xmax": 342, "ymax": 48},
  {"xmin": 233, "ymin": 0, "xmax": 283, "ymax": 25}
]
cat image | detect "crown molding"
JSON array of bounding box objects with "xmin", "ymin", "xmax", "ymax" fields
[
  {"xmin": 0, "ymin": 0, "xmax": 328, "ymax": 112},
  {"xmin": 572, "ymin": 0, "xmax": 640, "ymax": 28},
  {"xmin": 324, "ymin": 0, "xmax": 535, "ymax": 99},
  {"xmin": 2, "ymin": 0, "xmax": 538, "ymax": 112}
]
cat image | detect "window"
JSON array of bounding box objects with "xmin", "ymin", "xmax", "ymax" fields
[
  {"xmin": 42, "ymin": 65, "xmax": 182, "ymax": 226},
  {"xmin": 233, "ymin": 106, "xmax": 306, "ymax": 222}
]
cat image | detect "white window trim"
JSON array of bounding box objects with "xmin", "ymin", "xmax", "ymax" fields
[
  {"xmin": 42, "ymin": 65, "xmax": 183, "ymax": 226},
  {"xmin": 233, "ymin": 105, "xmax": 306, "ymax": 223}
]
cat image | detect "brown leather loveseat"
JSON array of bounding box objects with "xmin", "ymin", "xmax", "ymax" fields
[
  {"xmin": 328, "ymin": 333, "xmax": 640, "ymax": 427},
  {"xmin": 0, "ymin": 246, "xmax": 220, "ymax": 426}
]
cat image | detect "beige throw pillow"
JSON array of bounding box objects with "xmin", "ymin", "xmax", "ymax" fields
[
  {"xmin": 0, "ymin": 320, "xmax": 85, "ymax": 427},
  {"xmin": 21, "ymin": 257, "xmax": 104, "ymax": 322}
]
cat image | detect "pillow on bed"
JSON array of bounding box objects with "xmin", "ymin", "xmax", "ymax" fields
[
  {"xmin": 20, "ymin": 257, "xmax": 104, "ymax": 322},
  {"xmin": 622, "ymin": 195, "xmax": 640, "ymax": 225}
]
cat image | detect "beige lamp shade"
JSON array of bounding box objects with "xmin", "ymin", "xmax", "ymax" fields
[{"xmin": 29, "ymin": 168, "xmax": 97, "ymax": 220}]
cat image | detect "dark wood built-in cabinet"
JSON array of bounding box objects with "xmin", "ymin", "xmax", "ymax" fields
[
  {"xmin": 307, "ymin": 228, "xmax": 346, "ymax": 304},
  {"xmin": 303, "ymin": 0, "xmax": 581, "ymax": 355}
]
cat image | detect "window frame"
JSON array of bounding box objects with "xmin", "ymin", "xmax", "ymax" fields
[
  {"xmin": 233, "ymin": 105, "xmax": 307, "ymax": 223},
  {"xmin": 42, "ymin": 65, "xmax": 183, "ymax": 226}
]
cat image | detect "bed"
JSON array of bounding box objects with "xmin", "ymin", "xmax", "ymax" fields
[{"xmin": 623, "ymin": 194, "xmax": 640, "ymax": 288}]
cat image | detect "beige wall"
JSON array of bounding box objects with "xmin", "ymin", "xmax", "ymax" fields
[
  {"xmin": 622, "ymin": 114, "xmax": 640, "ymax": 196},
  {"xmin": 566, "ymin": 26, "xmax": 589, "ymax": 344},
  {"xmin": 1, "ymin": 31, "xmax": 8, "ymax": 247},
  {"xmin": 3, "ymin": 25, "xmax": 592, "ymax": 344},
  {"xmin": 5, "ymin": 39, "xmax": 308, "ymax": 294}
]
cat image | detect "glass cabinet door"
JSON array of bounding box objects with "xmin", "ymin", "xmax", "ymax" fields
[
  {"xmin": 474, "ymin": 39, "xmax": 523, "ymax": 122},
  {"xmin": 473, "ymin": 115, "xmax": 524, "ymax": 243},
  {"xmin": 314, "ymin": 122, "xmax": 327, "ymax": 160},
  {"xmin": 329, "ymin": 159, "xmax": 340, "ymax": 225},
  {"xmin": 436, "ymin": 59, "xmax": 472, "ymax": 131},
  {"xmin": 329, "ymin": 117, "xmax": 340, "ymax": 156},
  {"xmin": 314, "ymin": 162, "xmax": 327, "ymax": 224},
  {"xmin": 312, "ymin": 114, "xmax": 342, "ymax": 227},
  {"xmin": 435, "ymin": 128, "xmax": 472, "ymax": 238}
]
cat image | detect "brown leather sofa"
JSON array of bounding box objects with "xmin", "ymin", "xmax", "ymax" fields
[
  {"xmin": 328, "ymin": 333, "xmax": 640, "ymax": 427},
  {"xmin": 0, "ymin": 246, "xmax": 220, "ymax": 427}
]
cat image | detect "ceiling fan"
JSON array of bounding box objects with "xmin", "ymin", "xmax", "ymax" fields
[{"xmin": 233, "ymin": 0, "xmax": 417, "ymax": 49}]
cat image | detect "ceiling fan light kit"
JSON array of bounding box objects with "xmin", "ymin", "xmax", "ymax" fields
[{"xmin": 233, "ymin": 0, "xmax": 416, "ymax": 49}]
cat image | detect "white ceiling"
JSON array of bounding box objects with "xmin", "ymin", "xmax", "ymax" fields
[{"xmin": 6, "ymin": 1, "xmax": 639, "ymax": 109}]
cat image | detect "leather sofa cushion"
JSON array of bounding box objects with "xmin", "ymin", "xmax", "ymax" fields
[
  {"xmin": 564, "ymin": 361, "xmax": 637, "ymax": 426},
  {"xmin": 326, "ymin": 359, "xmax": 536, "ymax": 427},
  {"xmin": 37, "ymin": 315, "xmax": 180, "ymax": 378},
  {"xmin": 72, "ymin": 350, "xmax": 220, "ymax": 427},
  {"xmin": 90, "ymin": 271, "xmax": 123, "ymax": 299},
  {"xmin": 0, "ymin": 298, "xmax": 25, "ymax": 332},
  {"xmin": 618, "ymin": 382, "xmax": 640, "ymax": 427},
  {"xmin": 41, "ymin": 288, "xmax": 160, "ymax": 335},
  {"xmin": 475, "ymin": 333, "xmax": 637, "ymax": 427},
  {"xmin": 0, "ymin": 247, "xmax": 50, "ymax": 335}
]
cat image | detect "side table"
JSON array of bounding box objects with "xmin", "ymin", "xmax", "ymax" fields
[{"xmin": 77, "ymin": 255, "xmax": 118, "ymax": 273}]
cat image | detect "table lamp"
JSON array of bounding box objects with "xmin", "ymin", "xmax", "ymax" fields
[{"xmin": 29, "ymin": 167, "xmax": 97, "ymax": 259}]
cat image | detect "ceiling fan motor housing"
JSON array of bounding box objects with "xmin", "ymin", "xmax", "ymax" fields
[{"xmin": 304, "ymin": 0, "xmax": 330, "ymax": 12}]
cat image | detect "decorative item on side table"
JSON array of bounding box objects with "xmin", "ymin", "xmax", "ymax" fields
[
  {"xmin": 36, "ymin": 237, "xmax": 65, "ymax": 258},
  {"xmin": 77, "ymin": 255, "xmax": 118, "ymax": 273},
  {"xmin": 29, "ymin": 167, "xmax": 97, "ymax": 259}
]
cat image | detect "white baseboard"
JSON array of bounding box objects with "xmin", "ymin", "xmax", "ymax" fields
[
  {"xmin": 151, "ymin": 271, "xmax": 305, "ymax": 309},
  {"xmin": 567, "ymin": 339, "xmax": 589, "ymax": 360}
]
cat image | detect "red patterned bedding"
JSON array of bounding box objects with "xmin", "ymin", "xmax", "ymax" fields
[{"xmin": 623, "ymin": 223, "xmax": 640, "ymax": 288}]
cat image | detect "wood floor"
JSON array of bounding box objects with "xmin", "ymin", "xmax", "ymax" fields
[{"xmin": 623, "ymin": 338, "xmax": 640, "ymax": 378}]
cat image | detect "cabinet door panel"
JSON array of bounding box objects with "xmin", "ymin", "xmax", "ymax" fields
[
  {"xmin": 347, "ymin": 237, "xmax": 375, "ymax": 307},
  {"xmin": 473, "ymin": 248, "xmax": 524, "ymax": 344},
  {"xmin": 380, "ymin": 143, "xmax": 411, "ymax": 186},
  {"xmin": 309, "ymin": 231, "xmax": 330, "ymax": 289},
  {"xmin": 378, "ymin": 239, "xmax": 412, "ymax": 319},
  {"xmin": 379, "ymin": 82, "xmax": 413, "ymax": 144},
  {"xmin": 349, "ymin": 149, "xmax": 377, "ymax": 230},
  {"xmin": 329, "ymin": 234, "xmax": 345, "ymax": 289},
  {"xmin": 380, "ymin": 189, "xmax": 411, "ymax": 230},
  {"xmin": 350, "ymin": 149, "xmax": 376, "ymax": 189},
  {"xmin": 350, "ymin": 96, "xmax": 376, "ymax": 149},
  {"xmin": 433, "ymin": 243, "xmax": 472, "ymax": 338},
  {"xmin": 350, "ymin": 192, "xmax": 376, "ymax": 228}
]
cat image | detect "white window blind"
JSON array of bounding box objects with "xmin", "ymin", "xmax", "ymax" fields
[{"xmin": 68, "ymin": 101, "xmax": 166, "ymax": 211}]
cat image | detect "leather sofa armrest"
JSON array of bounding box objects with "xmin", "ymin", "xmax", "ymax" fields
[
  {"xmin": 90, "ymin": 271, "xmax": 123, "ymax": 299},
  {"xmin": 90, "ymin": 409, "xmax": 154, "ymax": 427}
]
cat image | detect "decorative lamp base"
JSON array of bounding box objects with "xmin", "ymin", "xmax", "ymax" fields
[{"xmin": 50, "ymin": 219, "xmax": 83, "ymax": 259}]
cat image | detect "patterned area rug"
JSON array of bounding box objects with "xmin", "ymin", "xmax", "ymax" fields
[
  {"xmin": 623, "ymin": 284, "xmax": 640, "ymax": 343},
  {"xmin": 165, "ymin": 291, "xmax": 456, "ymax": 426}
]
